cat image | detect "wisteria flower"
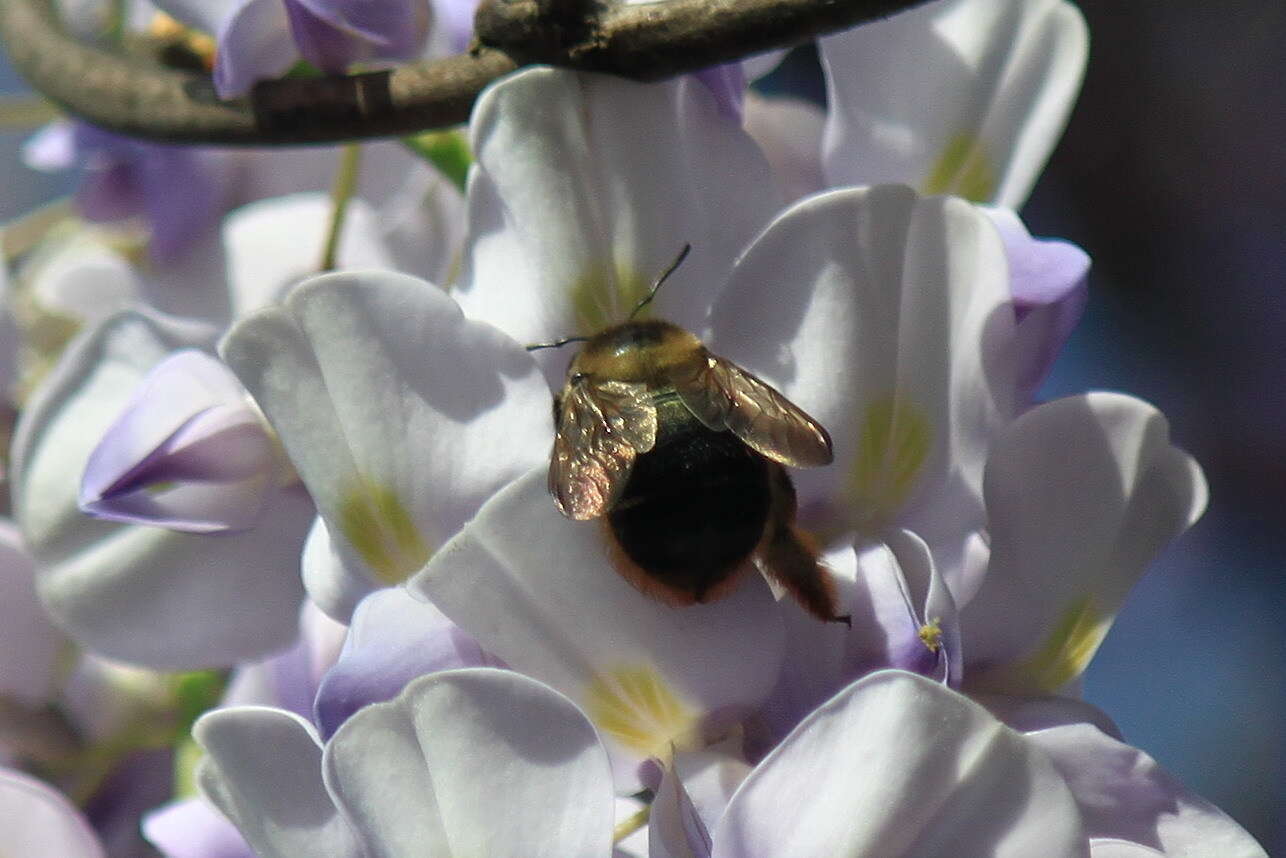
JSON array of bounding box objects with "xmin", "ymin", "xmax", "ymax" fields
[
  {"xmin": 78, "ymin": 349, "xmax": 286, "ymax": 533},
  {"xmin": 220, "ymin": 268, "xmax": 553, "ymax": 619},
  {"xmin": 211, "ymin": 65, "xmax": 1084, "ymax": 792},
  {"xmin": 9, "ymin": 309, "xmax": 312, "ymax": 667},
  {"xmin": 8, "ymin": 152, "xmax": 467, "ymax": 666},
  {"xmin": 744, "ymin": 0, "xmax": 1091, "ymax": 400},
  {"xmin": 820, "ymin": 0, "xmax": 1088, "ymax": 207},
  {"xmin": 193, "ymin": 668, "xmax": 615, "ymax": 857},
  {"xmin": 151, "ymin": 0, "xmax": 434, "ymax": 97},
  {"xmin": 0, "ymin": 0, "xmax": 1271, "ymax": 853},
  {"xmin": 143, "ymin": 601, "xmax": 345, "ymax": 858},
  {"xmin": 24, "ymin": 121, "xmax": 229, "ymax": 264},
  {"xmin": 647, "ymin": 671, "xmax": 1266, "ymax": 858},
  {"xmin": 214, "ymin": 67, "xmax": 794, "ymax": 784},
  {"xmin": 451, "ymin": 67, "xmax": 780, "ymax": 358},
  {"xmin": 24, "ymin": 118, "xmax": 463, "ymax": 280}
]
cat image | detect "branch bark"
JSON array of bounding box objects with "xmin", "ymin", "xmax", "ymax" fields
[{"xmin": 0, "ymin": 0, "xmax": 927, "ymax": 146}]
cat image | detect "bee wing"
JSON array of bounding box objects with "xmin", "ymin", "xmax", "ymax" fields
[
  {"xmin": 671, "ymin": 350, "xmax": 833, "ymax": 467},
  {"xmin": 549, "ymin": 379, "xmax": 657, "ymax": 520}
]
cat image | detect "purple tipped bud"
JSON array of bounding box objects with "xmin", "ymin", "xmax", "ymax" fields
[
  {"xmin": 987, "ymin": 208, "xmax": 1090, "ymax": 400},
  {"xmin": 80, "ymin": 350, "xmax": 281, "ymax": 533}
]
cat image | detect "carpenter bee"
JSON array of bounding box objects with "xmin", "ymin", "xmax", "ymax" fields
[{"xmin": 530, "ymin": 246, "xmax": 845, "ymax": 623}]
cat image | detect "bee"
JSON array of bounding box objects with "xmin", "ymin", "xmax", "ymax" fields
[{"xmin": 530, "ymin": 246, "xmax": 846, "ymax": 623}]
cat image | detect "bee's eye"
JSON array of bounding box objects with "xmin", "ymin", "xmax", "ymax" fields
[{"xmin": 570, "ymin": 372, "xmax": 587, "ymax": 384}]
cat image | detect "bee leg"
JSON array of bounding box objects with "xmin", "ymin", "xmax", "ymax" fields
[{"xmin": 757, "ymin": 464, "xmax": 847, "ymax": 625}]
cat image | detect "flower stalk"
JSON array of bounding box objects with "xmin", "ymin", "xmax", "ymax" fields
[{"xmin": 319, "ymin": 144, "xmax": 363, "ymax": 272}]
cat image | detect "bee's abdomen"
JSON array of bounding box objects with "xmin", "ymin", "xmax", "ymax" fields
[{"xmin": 608, "ymin": 399, "xmax": 771, "ymax": 601}]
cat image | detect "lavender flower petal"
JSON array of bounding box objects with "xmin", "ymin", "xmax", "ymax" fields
[
  {"xmin": 282, "ymin": 0, "xmax": 358, "ymax": 71},
  {"xmin": 987, "ymin": 207, "xmax": 1090, "ymax": 401},
  {"xmin": 144, "ymin": 797, "xmax": 255, "ymax": 858},
  {"xmin": 693, "ymin": 62, "xmax": 747, "ymax": 122},
  {"xmin": 212, "ymin": 0, "xmax": 300, "ymax": 98},
  {"xmin": 80, "ymin": 350, "xmax": 278, "ymax": 533},
  {"xmin": 313, "ymin": 586, "xmax": 501, "ymax": 739},
  {"xmin": 291, "ymin": 0, "xmax": 429, "ymax": 58}
]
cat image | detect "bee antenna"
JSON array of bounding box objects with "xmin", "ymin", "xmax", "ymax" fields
[
  {"xmin": 628, "ymin": 243, "xmax": 692, "ymax": 321},
  {"xmin": 526, "ymin": 335, "xmax": 590, "ymax": 352}
]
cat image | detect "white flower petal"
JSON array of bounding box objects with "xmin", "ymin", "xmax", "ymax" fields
[
  {"xmin": 322, "ymin": 669, "xmax": 614, "ymax": 858},
  {"xmin": 963, "ymin": 393, "xmax": 1207, "ymax": 694},
  {"xmin": 1028, "ymin": 724, "xmax": 1269, "ymax": 858},
  {"xmin": 978, "ymin": 692, "xmax": 1123, "ymax": 739},
  {"xmin": 752, "ymin": 541, "xmax": 854, "ymax": 744},
  {"xmin": 0, "ymin": 520, "xmax": 61, "ymax": 704},
  {"xmin": 25, "ymin": 232, "xmax": 141, "ymax": 327},
  {"xmin": 711, "ymin": 670, "xmax": 1087, "ymax": 857},
  {"xmin": 300, "ymin": 514, "xmax": 374, "ymax": 621},
  {"xmin": 375, "ymin": 158, "xmax": 467, "ymax": 287},
  {"xmin": 1090, "ymin": 842, "xmax": 1165, "ymax": 858},
  {"xmin": 651, "ymin": 747, "xmax": 751, "ymax": 858},
  {"xmin": 742, "ymin": 92, "xmax": 826, "ymax": 204},
  {"xmin": 0, "ymin": 768, "xmax": 104, "ymax": 858},
  {"xmin": 411, "ymin": 468, "xmax": 788, "ymax": 790},
  {"xmin": 21, "ymin": 120, "xmax": 75, "ymax": 171},
  {"xmin": 712, "ymin": 185, "xmax": 1014, "ymax": 587},
  {"xmin": 821, "ymin": 0, "xmax": 1088, "ymax": 208},
  {"xmin": 455, "ymin": 67, "xmax": 779, "ymax": 361},
  {"xmin": 194, "ymin": 706, "xmax": 359, "ymax": 858},
  {"xmin": 223, "ymin": 193, "xmax": 396, "ymax": 319},
  {"xmin": 614, "ymin": 795, "xmax": 650, "ymax": 858},
  {"xmin": 221, "ymin": 269, "xmax": 551, "ymax": 609},
  {"xmin": 12, "ymin": 312, "xmax": 310, "ymax": 668}
]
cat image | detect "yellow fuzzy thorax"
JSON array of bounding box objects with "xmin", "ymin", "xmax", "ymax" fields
[{"xmin": 569, "ymin": 320, "xmax": 704, "ymax": 383}]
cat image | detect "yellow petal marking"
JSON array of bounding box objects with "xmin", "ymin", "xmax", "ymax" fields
[
  {"xmin": 922, "ymin": 133, "xmax": 997, "ymax": 203},
  {"xmin": 1018, "ymin": 595, "xmax": 1113, "ymax": 692},
  {"xmin": 971, "ymin": 595, "xmax": 1114, "ymax": 695},
  {"xmin": 338, "ymin": 478, "xmax": 431, "ymax": 585},
  {"xmin": 584, "ymin": 665, "xmax": 698, "ymax": 759},
  {"xmin": 570, "ymin": 263, "xmax": 651, "ymax": 334},
  {"xmin": 847, "ymin": 394, "xmax": 933, "ymax": 530}
]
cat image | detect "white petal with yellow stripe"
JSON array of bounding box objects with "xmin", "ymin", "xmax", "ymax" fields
[
  {"xmin": 221, "ymin": 269, "xmax": 552, "ymax": 620},
  {"xmin": 961, "ymin": 392, "xmax": 1207, "ymax": 695},
  {"xmin": 411, "ymin": 468, "xmax": 788, "ymax": 792}
]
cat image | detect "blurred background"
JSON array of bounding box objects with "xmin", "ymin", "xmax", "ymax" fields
[
  {"xmin": 2, "ymin": 0, "xmax": 1283, "ymax": 852},
  {"xmin": 1033, "ymin": 2, "xmax": 1286, "ymax": 851}
]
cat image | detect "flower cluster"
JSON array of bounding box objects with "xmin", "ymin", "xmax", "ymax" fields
[{"xmin": 0, "ymin": 0, "xmax": 1270, "ymax": 856}]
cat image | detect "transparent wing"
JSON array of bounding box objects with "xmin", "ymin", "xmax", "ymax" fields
[
  {"xmin": 671, "ymin": 350, "xmax": 832, "ymax": 467},
  {"xmin": 549, "ymin": 379, "xmax": 657, "ymax": 520}
]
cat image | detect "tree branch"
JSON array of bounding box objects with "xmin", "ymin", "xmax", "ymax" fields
[{"xmin": 0, "ymin": 0, "xmax": 927, "ymax": 146}]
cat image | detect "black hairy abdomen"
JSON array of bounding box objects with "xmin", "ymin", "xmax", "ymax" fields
[{"xmin": 609, "ymin": 398, "xmax": 770, "ymax": 601}]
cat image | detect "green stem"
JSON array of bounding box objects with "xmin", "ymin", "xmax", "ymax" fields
[
  {"xmin": 319, "ymin": 143, "xmax": 362, "ymax": 272},
  {"xmin": 613, "ymin": 804, "xmax": 650, "ymax": 842}
]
